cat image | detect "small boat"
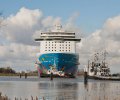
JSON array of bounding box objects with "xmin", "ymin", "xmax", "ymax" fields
[{"xmin": 86, "ymin": 50, "xmax": 120, "ymax": 81}]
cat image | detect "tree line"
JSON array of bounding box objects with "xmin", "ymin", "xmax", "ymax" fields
[{"xmin": 0, "ymin": 67, "xmax": 16, "ymax": 74}]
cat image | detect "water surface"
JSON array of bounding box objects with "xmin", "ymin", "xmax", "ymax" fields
[{"xmin": 0, "ymin": 76, "xmax": 120, "ymax": 100}]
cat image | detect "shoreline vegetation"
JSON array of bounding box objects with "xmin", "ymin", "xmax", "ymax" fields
[
  {"xmin": 0, "ymin": 92, "xmax": 75, "ymax": 100},
  {"xmin": 0, "ymin": 67, "xmax": 38, "ymax": 76},
  {"xmin": 0, "ymin": 92, "xmax": 39, "ymax": 100}
]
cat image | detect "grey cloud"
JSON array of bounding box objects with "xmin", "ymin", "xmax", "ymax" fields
[{"xmin": 79, "ymin": 15, "xmax": 120, "ymax": 73}]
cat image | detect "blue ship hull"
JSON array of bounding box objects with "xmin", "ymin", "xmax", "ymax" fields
[{"xmin": 36, "ymin": 53, "xmax": 79, "ymax": 77}]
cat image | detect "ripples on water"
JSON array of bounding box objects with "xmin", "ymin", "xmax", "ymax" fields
[{"xmin": 0, "ymin": 76, "xmax": 120, "ymax": 100}]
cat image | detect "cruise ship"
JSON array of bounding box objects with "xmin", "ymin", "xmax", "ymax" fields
[{"xmin": 35, "ymin": 25, "xmax": 81, "ymax": 78}]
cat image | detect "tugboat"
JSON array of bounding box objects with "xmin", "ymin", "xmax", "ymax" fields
[
  {"xmin": 88, "ymin": 51, "xmax": 110, "ymax": 78},
  {"xmin": 87, "ymin": 51, "xmax": 120, "ymax": 81}
]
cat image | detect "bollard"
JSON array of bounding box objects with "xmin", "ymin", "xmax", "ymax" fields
[
  {"xmin": 25, "ymin": 73, "xmax": 27, "ymax": 79},
  {"xmin": 0, "ymin": 92, "xmax": 2, "ymax": 100},
  {"xmin": 84, "ymin": 71, "xmax": 88, "ymax": 84},
  {"xmin": 43, "ymin": 97, "xmax": 45, "ymax": 100},
  {"xmin": 50, "ymin": 72, "xmax": 53, "ymax": 80},
  {"xmin": 31, "ymin": 96, "xmax": 33, "ymax": 100},
  {"xmin": 84, "ymin": 65, "xmax": 88, "ymax": 85},
  {"xmin": 36, "ymin": 96, "xmax": 38, "ymax": 100},
  {"xmin": 4, "ymin": 95, "xmax": 8, "ymax": 100},
  {"xmin": 19, "ymin": 73, "xmax": 22, "ymax": 78},
  {"xmin": 15, "ymin": 97, "xmax": 17, "ymax": 100}
]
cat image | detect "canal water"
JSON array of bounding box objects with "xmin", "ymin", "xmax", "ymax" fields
[{"xmin": 0, "ymin": 76, "xmax": 120, "ymax": 100}]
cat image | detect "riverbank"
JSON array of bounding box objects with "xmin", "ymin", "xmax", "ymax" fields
[
  {"xmin": 0, "ymin": 91, "xmax": 76, "ymax": 100},
  {"xmin": 0, "ymin": 67, "xmax": 38, "ymax": 77},
  {"xmin": 0, "ymin": 73, "xmax": 37, "ymax": 76},
  {"xmin": 0, "ymin": 92, "xmax": 39, "ymax": 100},
  {"xmin": 0, "ymin": 72, "xmax": 38, "ymax": 76}
]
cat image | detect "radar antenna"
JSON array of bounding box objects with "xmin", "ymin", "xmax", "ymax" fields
[{"xmin": 55, "ymin": 24, "xmax": 62, "ymax": 31}]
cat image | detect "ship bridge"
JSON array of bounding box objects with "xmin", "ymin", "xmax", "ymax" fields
[{"xmin": 35, "ymin": 32, "xmax": 81, "ymax": 42}]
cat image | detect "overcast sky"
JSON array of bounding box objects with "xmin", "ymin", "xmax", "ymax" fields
[{"xmin": 0, "ymin": 0, "xmax": 120, "ymax": 73}]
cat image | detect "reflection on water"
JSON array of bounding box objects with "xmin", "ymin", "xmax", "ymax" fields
[
  {"xmin": 0, "ymin": 77, "xmax": 120, "ymax": 100},
  {"xmin": 83, "ymin": 81, "xmax": 120, "ymax": 100},
  {"xmin": 38, "ymin": 82, "xmax": 78, "ymax": 100}
]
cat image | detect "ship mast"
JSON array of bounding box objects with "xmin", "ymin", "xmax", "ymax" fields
[
  {"xmin": 103, "ymin": 50, "xmax": 108, "ymax": 62},
  {"xmin": 102, "ymin": 50, "xmax": 108, "ymax": 66}
]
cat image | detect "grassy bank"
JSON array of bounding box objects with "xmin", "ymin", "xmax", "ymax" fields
[
  {"xmin": 0, "ymin": 73, "xmax": 38, "ymax": 76},
  {"xmin": 0, "ymin": 67, "xmax": 38, "ymax": 76}
]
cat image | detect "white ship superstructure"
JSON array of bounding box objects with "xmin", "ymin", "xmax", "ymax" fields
[{"xmin": 36, "ymin": 25, "xmax": 79, "ymax": 54}]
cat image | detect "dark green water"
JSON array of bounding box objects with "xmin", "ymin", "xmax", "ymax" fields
[{"xmin": 0, "ymin": 76, "xmax": 120, "ymax": 100}]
